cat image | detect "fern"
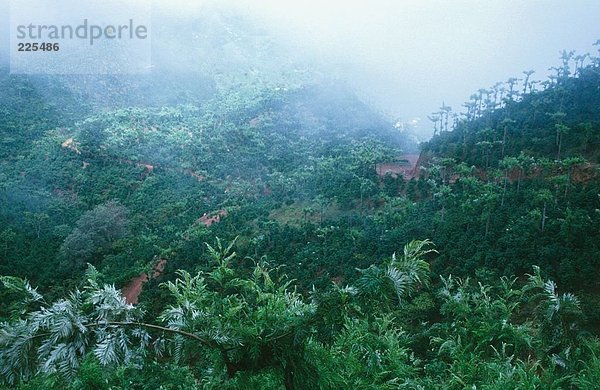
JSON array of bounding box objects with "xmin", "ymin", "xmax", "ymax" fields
[{"xmin": 357, "ymin": 240, "xmax": 435, "ymax": 305}]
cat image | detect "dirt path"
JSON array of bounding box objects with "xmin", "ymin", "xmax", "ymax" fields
[
  {"xmin": 121, "ymin": 210, "xmax": 226, "ymax": 304},
  {"xmin": 122, "ymin": 273, "xmax": 148, "ymax": 305},
  {"xmin": 122, "ymin": 259, "xmax": 167, "ymax": 305}
]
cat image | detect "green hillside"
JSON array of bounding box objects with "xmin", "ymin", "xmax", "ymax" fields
[{"xmin": 1, "ymin": 26, "xmax": 600, "ymax": 390}]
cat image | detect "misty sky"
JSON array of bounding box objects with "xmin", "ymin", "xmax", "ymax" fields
[
  {"xmin": 2, "ymin": 1, "xmax": 600, "ymax": 138},
  {"xmin": 231, "ymin": 0, "xmax": 600, "ymax": 137}
]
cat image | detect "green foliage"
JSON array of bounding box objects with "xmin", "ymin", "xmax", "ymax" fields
[
  {"xmin": 2, "ymin": 39, "xmax": 600, "ymax": 389},
  {"xmin": 0, "ymin": 276, "xmax": 44, "ymax": 320},
  {"xmin": 58, "ymin": 200, "xmax": 129, "ymax": 273},
  {"xmin": 309, "ymin": 315, "xmax": 416, "ymax": 389},
  {"xmin": 2, "ymin": 239, "xmax": 600, "ymax": 389},
  {"xmin": 356, "ymin": 239, "xmax": 435, "ymax": 306}
]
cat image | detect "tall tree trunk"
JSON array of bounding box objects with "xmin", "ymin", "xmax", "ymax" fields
[
  {"xmin": 501, "ymin": 170, "xmax": 508, "ymax": 206},
  {"xmin": 502, "ymin": 126, "xmax": 508, "ymax": 157},
  {"xmin": 557, "ymin": 133, "xmax": 562, "ymax": 160},
  {"xmin": 541, "ymin": 202, "xmax": 547, "ymax": 232}
]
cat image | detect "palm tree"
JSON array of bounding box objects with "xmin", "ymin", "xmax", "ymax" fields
[
  {"xmin": 428, "ymin": 114, "xmax": 441, "ymax": 136},
  {"xmin": 561, "ymin": 156, "xmax": 586, "ymax": 197},
  {"xmin": 506, "ymin": 78, "xmax": 521, "ymax": 102},
  {"xmin": 491, "ymin": 82, "xmax": 503, "ymax": 110},
  {"xmin": 522, "ymin": 70, "xmax": 535, "ymax": 95},
  {"xmin": 477, "ymin": 88, "xmax": 487, "ymax": 114},
  {"xmin": 500, "ymin": 118, "xmax": 516, "ymax": 158},
  {"xmin": 555, "ymin": 123, "xmax": 569, "ymax": 160},
  {"xmin": 356, "ymin": 240, "xmax": 436, "ymax": 305},
  {"xmin": 499, "ymin": 156, "xmax": 518, "ymax": 206},
  {"xmin": 573, "ymin": 53, "xmax": 589, "ymax": 76},
  {"xmin": 534, "ymin": 189, "xmax": 553, "ymax": 232},
  {"xmin": 547, "ymin": 111, "xmax": 568, "ymax": 159},
  {"xmin": 525, "ymin": 266, "xmax": 582, "ymax": 355},
  {"xmin": 440, "ymin": 103, "xmax": 452, "ymax": 132},
  {"xmin": 559, "ymin": 49, "xmax": 575, "ymax": 79},
  {"xmin": 462, "ymin": 101, "xmax": 477, "ymax": 122}
]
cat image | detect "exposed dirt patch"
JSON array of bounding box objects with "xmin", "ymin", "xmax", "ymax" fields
[
  {"xmin": 61, "ymin": 137, "xmax": 212, "ymax": 184},
  {"xmin": 152, "ymin": 258, "xmax": 167, "ymax": 278},
  {"xmin": 572, "ymin": 163, "xmax": 598, "ymax": 184},
  {"xmin": 198, "ymin": 209, "xmax": 228, "ymax": 227},
  {"xmin": 61, "ymin": 138, "xmax": 81, "ymax": 154},
  {"xmin": 376, "ymin": 153, "xmax": 421, "ymax": 180},
  {"xmin": 122, "ymin": 273, "xmax": 149, "ymax": 305},
  {"xmin": 122, "ymin": 209, "xmax": 227, "ymax": 304},
  {"xmin": 122, "ymin": 259, "xmax": 166, "ymax": 305}
]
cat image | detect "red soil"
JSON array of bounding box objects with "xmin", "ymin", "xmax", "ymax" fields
[
  {"xmin": 122, "ymin": 259, "xmax": 166, "ymax": 305},
  {"xmin": 62, "ymin": 138, "xmax": 210, "ymax": 184},
  {"xmin": 152, "ymin": 259, "xmax": 167, "ymax": 278},
  {"xmin": 61, "ymin": 138, "xmax": 81, "ymax": 154},
  {"xmin": 122, "ymin": 209, "xmax": 228, "ymax": 304},
  {"xmin": 198, "ymin": 209, "xmax": 228, "ymax": 227},
  {"xmin": 117, "ymin": 158, "xmax": 155, "ymax": 172},
  {"xmin": 570, "ymin": 163, "xmax": 598, "ymax": 184},
  {"xmin": 138, "ymin": 163, "xmax": 154, "ymax": 172},
  {"xmin": 376, "ymin": 154, "xmax": 421, "ymax": 180},
  {"xmin": 122, "ymin": 274, "xmax": 148, "ymax": 305}
]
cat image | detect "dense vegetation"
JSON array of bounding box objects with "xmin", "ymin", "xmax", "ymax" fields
[{"xmin": 1, "ymin": 24, "xmax": 600, "ymax": 389}]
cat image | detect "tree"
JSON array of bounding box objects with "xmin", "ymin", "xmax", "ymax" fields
[
  {"xmin": 58, "ymin": 200, "xmax": 129, "ymax": 271},
  {"xmin": 428, "ymin": 114, "xmax": 441, "ymax": 136},
  {"xmin": 23, "ymin": 212, "xmax": 50, "ymax": 240},
  {"xmin": 561, "ymin": 156, "xmax": 586, "ymax": 197},
  {"xmin": 1, "ymin": 239, "xmax": 317, "ymax": 389},
  {"xmin": 439, "ymin": 103, "xmax": 452, "ymax": 133},
  {"xmin": 574, "ymin": 53, "xmax": 589, "ymax": 76},
  {"xmin": 0, "ymin": 228, "xmax": 16, "ymax": 260},
  {"xmin": 533, "ymin": 189, "xmax": 553, "ymax": 232},
  {"xmin": 522, "ymin": 70, "xmax": 535, "ymax": 95},
  {"xmin": 500, "ymin": 118, "xmax": 516, "ymax": 158},
  {"xmin": 356, "ymin": 239, "xmax": 436, "ymax": 307},
  {"xmin": 506, "ymin": 77, "xmax": 521, "ymax": 102},
  {"xmin": 525, "ymin": 266, "xmax": 583, "ymax": 358},
  {"xmin": 559, "ymin": 50, "xmax": 576, "ymax": 79},
  {"xmin": 554, "ymin": 123, "xmax": 570, "ymax": 160}
]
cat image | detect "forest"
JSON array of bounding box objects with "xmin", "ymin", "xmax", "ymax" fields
[{"xmin": 1, "ymin": 4, "xmax": 600, "ymax": 390}]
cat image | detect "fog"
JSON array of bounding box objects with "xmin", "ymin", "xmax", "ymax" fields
[
  {"xmin": 2, "ymin": 0, "xmax": 600, "ymax": 138},
  {"xmin": 216, "ymin": 0, "xmax": 600, "ymax": 138}
]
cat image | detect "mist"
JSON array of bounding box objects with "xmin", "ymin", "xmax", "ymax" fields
[
  {"xmin": 190, "ymin": 0, "xmax": 600, "ymax": 138},
  {"xmin": 2, "ymin": 0, "xmax": 600, "ymax": 138},
  {"xmin": 152, "ymin": 0, "xmax": 600, "ymax": 139}
]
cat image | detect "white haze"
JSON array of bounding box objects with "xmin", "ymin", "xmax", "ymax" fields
[
  {"xmin": 223, "ymin": 0, "xmax": 600, "ymax": 138},
  {"xmin": 1, "ymin": 0, "xmax": 600, "ymax": 139}
]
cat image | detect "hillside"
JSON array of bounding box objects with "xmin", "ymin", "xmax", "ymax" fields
[
  {"xmin": 417, "ymin": 63, "xmax": 600, "ymax": 293},
  {"xmin": 1, "ymin": 13, "xmax": 600, "ymax": 390},
  {"xmin": 0, "ymin": 71, "xmax": 414, "ymax": 298}
]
